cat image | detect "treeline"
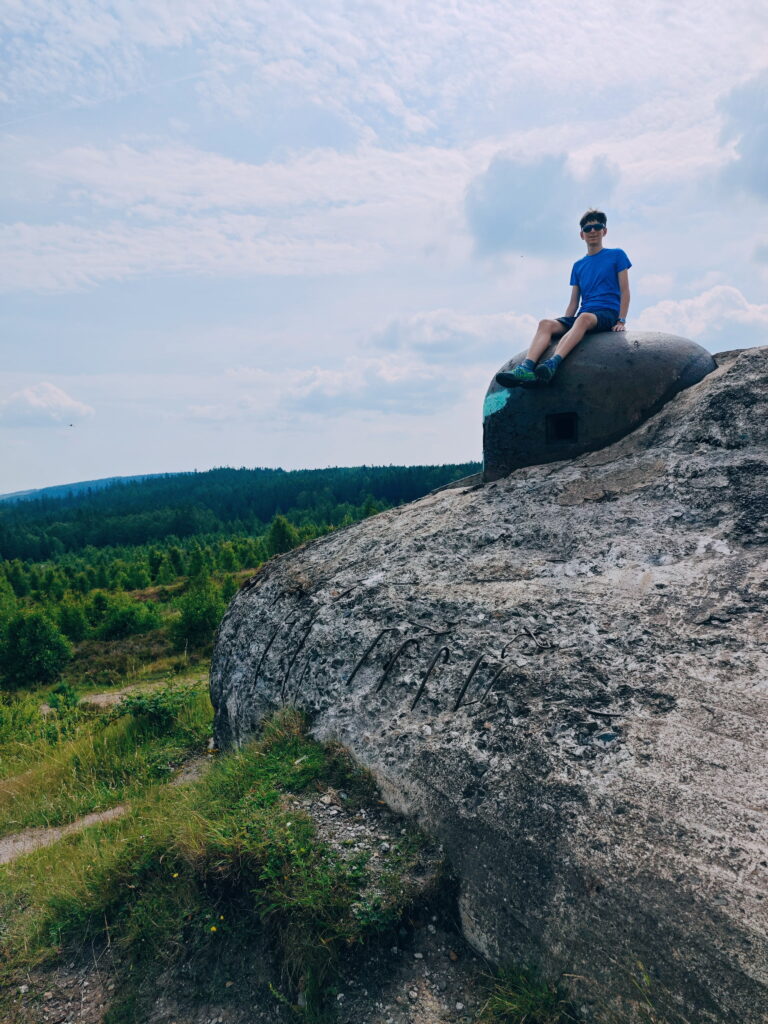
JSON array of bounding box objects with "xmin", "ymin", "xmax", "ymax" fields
[
  {"xmin": 0, "ymin": 464, "xmax": 478, "ymax": 562},
  {"xmin": 0, "ymin": 462, "xmax": 478, "ymax": 690}
]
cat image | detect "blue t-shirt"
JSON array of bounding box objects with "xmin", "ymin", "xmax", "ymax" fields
[{"xmin": 570, "ymin": 247, "xmax": 632, "ymax": 315}]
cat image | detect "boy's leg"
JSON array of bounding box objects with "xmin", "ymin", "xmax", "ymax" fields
[
  {"xmin": 535, "ymin": 313, "xmax": 597, "ymax": 382},
  {"xmin": 552, "ymin": 312, "xmax": 597, "ymax": 358},
  {"xmin": 495, "ymin": 319, "xmax": 565, "ymax": 387},
  {"xmin": 527, "ymin": 318, "xmax": 567, "ymax": 362}
]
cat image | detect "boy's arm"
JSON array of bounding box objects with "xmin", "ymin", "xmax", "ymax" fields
[
  {"xmin": 613, "ymin": 269, "xmax": 630, "ymax": 332},
  {"xmin": 564, "ymin": 285, "xmax": 580, "ymax": 317}
]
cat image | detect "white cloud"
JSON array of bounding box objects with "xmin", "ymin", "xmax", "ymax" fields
[
  {"xmin": 372, "ymin": 308, "xmax": 537, "ymax": 362},
  {"xmin": 187, "ymin": 353, "xmax": 479, "ymax": 423},
  {"xmin": 0, "ymin": 216, "xmax": 389, "ymax": 291},
  {"xmin": 3, "ymin": 142, "xmax": 479, "ymax": 290},
  {"xmin": 0, "ymin": 382, "xmax": 95, "ymax": 426},
  {"xmin": 465, "ymin": 152, "xmax": 619, "ymax": 254},
  {"xmin": 634, "ymin": 285, "xmax": 768, "ymax": 343},
  {"xmin": 3, "ymin": 1, "xmax": 767, "ymax": 142},
  {"xmin": 30, "ymin": 141, "xmax": 470, "ymax": 213},
  {"xmin": 719, "ymin": 69, "xmax": 768, "ymax": 201},
  {"xmin": 288, "ymin": 358, "xmax": 468, "ymax": 416},
  {"xmin": 636, "ymin": 274, "xmax": 676, "ymax": 298}
]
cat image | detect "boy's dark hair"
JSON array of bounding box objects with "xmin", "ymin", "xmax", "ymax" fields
[{"xmin": 580, "ymin": 209, "xmax": 607, "ymax": 228}]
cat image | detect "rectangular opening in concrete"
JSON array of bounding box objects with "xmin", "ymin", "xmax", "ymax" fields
[{"xmin": 546, "ymin": 411, "xmax": 578, "ymax": 443}]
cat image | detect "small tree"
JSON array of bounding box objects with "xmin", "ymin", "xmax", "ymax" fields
[
  {"xmin": 217, "ymin": 542, "xmax": 238, "ymax": 572},
  {"xmin": 98, "ymin": 597, "xmax": 161, "ymax": 640},
  {"xmin": 266, "ymin": 514, "xmax": 300, "ymax": 557},
  {"xmin": 220, "ymin": 574, "xmax": 238, "ymax": 603},
  {"xmin": 0, "ymin": 573, "xmax": 16, "ymax": 619},
  {"xmin": 58, "ymin": 599, "xmax": 90, "ymax": 642},
  {"xmin": 0, "ymin": 610, "xmax": 72, "ymax": 690},
  {"xmin": 172, "ymin": 577, "xmax": 225, "ymax": 650},
  {"xmin": 155, "ymin": 555, "xmax": 176, "ymax": 585},
  {"xmin": 125, "ymin": 561, "xmax": 151, "ymax": 590}
]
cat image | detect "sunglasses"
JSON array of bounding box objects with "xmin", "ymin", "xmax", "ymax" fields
[{"xmin": 581, "ymin": 223, "xmax": 605, "ymax": 233}]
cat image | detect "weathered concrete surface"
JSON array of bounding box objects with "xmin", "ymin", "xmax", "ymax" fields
[
  {"xmin": 211, "ymin": 346, "xmax": 768, "ymax": 1023},
  {"xmin": 484, "ymin": 331, "xmax": 716, "ymax": 481}
]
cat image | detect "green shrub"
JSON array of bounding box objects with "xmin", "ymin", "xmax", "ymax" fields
[
  {"xmin": 265, "ymin": 514, "xmax": 300, "ymax": 556},
  {"xmin": 0, "ymin": 610, "xmax": 72, "ymax": 690},
  {"xmin": 58, "ymin": 599, "xmax": 91, "ymax": 642},
  {"xmin": 97, "ymin": 598, "xmax": 161, "ymax": 641},
  {"xmin": 85, "ymin": 591, "xmax": 112, "ymax": 627},
  {"xmin": 48, "ymin": 681, "xmax": 80, "ymax": 711},
  {"xmin": 220, "ymin": 574, "xmax": 238, "ymax": 603},
  {"xmin": 172, "ymin": 577, "xmax": 225, "ymax": 650},
  {"xmin": 107, "ymin": 685, "xmax": 202, "ymax": 731}
]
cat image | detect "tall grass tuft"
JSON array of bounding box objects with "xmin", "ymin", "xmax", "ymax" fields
[
  {"xmin": 477, "ymin": 965, "xmax": 579, "ymax": 1023},
  {"xmin": 0, "ymin": 687, "xmax": 87, "ymax": 779},
  {"xmin": 0, "ymin": 684, "xmax": 211, "ymax": 834}
]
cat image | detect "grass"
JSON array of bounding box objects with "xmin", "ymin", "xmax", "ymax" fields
[
  {"xmin": 65, "ymin": 628, "xmax": 192, "ymax": 690},
  {"xmin": 477, "ymin": 965, "xmax": 579, "ymax": 1023},
  {"xmin": 0, "ymin": 683, "xmax": 211, "ymax": 834},
  {"xmin": 474, "ymin": 961, "xmax": 696, "ymax": 1024},
  {"xmin": 0, "ymin": 709, "xmax": 435, "ymax": 1023},
  {"xmin": 0, "ymin": 685, "xmax": 91, "ymax": 779}
]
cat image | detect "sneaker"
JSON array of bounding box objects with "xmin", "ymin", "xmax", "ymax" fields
[
  {"xmin": 495, "ymin": 365, "xmax": 537, "ymax": 387},
  {"xmin": 534, "ymin": 361, "xmax": 557, "ymax": 383}
]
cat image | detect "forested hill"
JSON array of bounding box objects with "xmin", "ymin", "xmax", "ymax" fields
[
  {"xmin": 0, "ymin": 464, "xmax": 479, "ymax": 562},
  {"xmin": 0, "ymin": 473, "xmax": 166, "ymax": 504}
]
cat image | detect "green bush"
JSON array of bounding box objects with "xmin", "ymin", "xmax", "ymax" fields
[
  {"xmin": 58, "ymin": 599, "xmax": 90, "ymax": 642},
  {"xmin": 0, "ymin": 609, "xmax": 72, "ymax": 690},
  {"xmin": 172, "ymin": 577, "xmax": 225, "ymax": 650},
  {"xmin": 0, "ymin": 574, "xmax": 16, "ymax": 622},
  {"xmin": 107, "ymin": 685, "xmax": 202, "ymax": 731},
  {"xmin": 97, "ymin": 597, "xmax": 161, "ymax": 641},
  {"xmin": 48, "ymin": 681, "xmax": 80, "ymax": 711},
  {"xmin": 220, "ymin": 574, "xmax": 238, "ymax": 603},
  {"xmin": 86, "ymin": 590, "xmax": 112, "ymax": 627}
]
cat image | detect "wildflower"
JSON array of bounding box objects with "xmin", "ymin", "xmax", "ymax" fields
[
  {"xmin": 210, "ymin": 926, "xmax": 217, "ymax": 932},
  {"xmin": 172, "ymin": 873, "xmax": 179, "ymax": 878}
]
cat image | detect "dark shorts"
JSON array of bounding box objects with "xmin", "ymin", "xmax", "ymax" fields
[{"xmin": 556, "ymin": 310, "xmax": 618, "ymax": 334}]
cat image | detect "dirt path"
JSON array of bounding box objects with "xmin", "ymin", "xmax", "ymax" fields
[
  {"xmin": 0, "ymin": 756, "xmax": 210, "ymax": 866},
  {"xmin": 78, "ymin": 671, "xmax": 208, "ymax": 709},
  {"xmin": 1, "ymin": 676, "xmax": 212, "ymax": 866},
  {"xmin": 0, "ymin": 805, "xmax": 128, "ymax": 865}
]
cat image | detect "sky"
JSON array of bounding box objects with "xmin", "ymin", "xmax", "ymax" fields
[{"xmin": 1, "ymin": 0, "xmax": 767, "ymax": 493}]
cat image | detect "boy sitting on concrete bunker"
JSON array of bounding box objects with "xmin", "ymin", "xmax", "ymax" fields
[{"xmin": 496, "ymin": 209, "xmax": 631, "ymax": 386}]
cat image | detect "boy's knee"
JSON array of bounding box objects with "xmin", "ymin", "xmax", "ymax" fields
[{"xmin": 539, "ymin": 318, "xmax": 560, "ymax": 331}]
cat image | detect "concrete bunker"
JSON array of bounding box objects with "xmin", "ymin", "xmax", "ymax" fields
[{"xmin": 483, "ymin": 331, "xmax": 716, "ymax": 481}]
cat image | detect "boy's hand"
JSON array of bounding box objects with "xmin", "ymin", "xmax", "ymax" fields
[{"xmin": 612, "ymin": 322, "xmax": 627, "ymax": 332}]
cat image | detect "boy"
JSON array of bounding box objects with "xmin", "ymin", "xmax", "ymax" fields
[{"xmin": 496, "ymin": 210, "xmax": 631, "ymax": 386}]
